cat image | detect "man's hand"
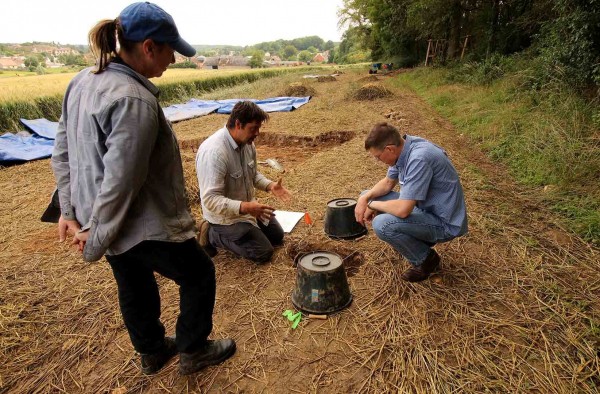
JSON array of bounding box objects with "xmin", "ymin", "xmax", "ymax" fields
[
  {"xmin": 355, "ymin": 195, "xmax": 370, "ymax": 225},
  {"xmin": 363, "ymin": 207, "xmax": 376, "ymax": 223},
  {"xmin": 268, "ymin": 178, "xmax": 292, "ymax": 202},
  {"xmin": 241, "ymin": 201, "xmax": 276, "ymax": 224}
]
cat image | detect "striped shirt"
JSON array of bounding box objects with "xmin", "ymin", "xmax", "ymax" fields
[{"xmin": 387, "ymin": 135, "xmax": 468, "ymax": 237}]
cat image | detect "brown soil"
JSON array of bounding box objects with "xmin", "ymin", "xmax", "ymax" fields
[
  {"xmin": 283, "ymin": 82, "xmax": 316, "ymax": 97},
  {"xmin": 317, "ymin": 75, "xmax": 337, "ymax": 82},
  {"xmin": 0, "ymin": 69, "xmax": 598, "ymax": 393},
  {"xmin": 353, "ymin": 83, "xmax": 393, "ymax": 100}
]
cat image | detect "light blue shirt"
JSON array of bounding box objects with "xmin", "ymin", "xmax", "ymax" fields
[{"xmin": 387, "ymin": 135, "xmax": 468, "ymax": 237}]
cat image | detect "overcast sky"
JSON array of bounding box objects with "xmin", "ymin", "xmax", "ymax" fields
[{"xmin": 1, "ymin": 0, "xmax": 346, "ymax": 47}]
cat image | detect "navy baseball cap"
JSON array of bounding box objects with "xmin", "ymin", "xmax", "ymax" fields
[{"xmin": 119, "ymin": 2, "xmax": 196, "ymax": 57}]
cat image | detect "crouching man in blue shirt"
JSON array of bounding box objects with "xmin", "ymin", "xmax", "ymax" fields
[{"xmin": 355, "ymin": 122, "xmax": 468, "ymax": 282}]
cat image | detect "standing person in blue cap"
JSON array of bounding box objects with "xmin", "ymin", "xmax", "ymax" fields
[
  {"xmin": 355, "ymin": 122, "xmax": 468, "ymax": 282},
  {"xmin": 51, "ymin": 2, "xmax": 235, "ymax": 375}
]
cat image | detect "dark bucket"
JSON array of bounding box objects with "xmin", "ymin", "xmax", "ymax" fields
[
  {"xmin": 324, "ymin": 198, "xmax": 367, "ymax": 239},
  {"xmin": 291, "ymin": 251, "xmax": 352, "ymax": 314}
]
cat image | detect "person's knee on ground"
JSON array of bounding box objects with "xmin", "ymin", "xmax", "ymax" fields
[
  {"xmin": 248, "ymin": 243, "xmax": 275, "ymax": 264},
  {"xmin": 268, "ymin": 227, "xmax": 284, "ymax": 246}
]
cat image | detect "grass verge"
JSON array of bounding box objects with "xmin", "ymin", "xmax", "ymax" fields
[{"xmin": 394, "ymin": 67, "xmax": 600, "ymax": 245}]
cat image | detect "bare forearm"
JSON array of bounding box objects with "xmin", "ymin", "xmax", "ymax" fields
[
  {"xmin": 361, "ymin": 177, "xmax": 397, "ymax": 201},
  {"xmin": 369, "ymin": 199, "xmax": 416, "ymax": 218}
]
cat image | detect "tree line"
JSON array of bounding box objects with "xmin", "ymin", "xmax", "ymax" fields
[
  {"xmin": 196, "ymin": 36, "xmax": 337, "ymax": 63},
  {"xmin": 337, "ymin": 0, "xmax": 600, "ymax": 92}
]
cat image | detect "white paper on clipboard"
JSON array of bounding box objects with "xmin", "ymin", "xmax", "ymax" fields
[{"xmin": 272, "ymin": 210, "xmax": 305, "ymax": 233}]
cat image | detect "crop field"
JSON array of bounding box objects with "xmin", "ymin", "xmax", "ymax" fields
[
  {"xmin": 0, "ymin": 69, "xmax": 598, "ymax": 393},
  {"xmin": 0, "ymin": 67, "xmax": 279, "ymax": 103}
]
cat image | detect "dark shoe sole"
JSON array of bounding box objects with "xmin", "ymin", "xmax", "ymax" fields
[{"xmin": 179, "ymin": 342, "xmax": 236, "ymax": 375}]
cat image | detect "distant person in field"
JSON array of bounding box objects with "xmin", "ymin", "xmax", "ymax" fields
[
  {"xmin": 355, "ymin": 122, "xmax": 468, "ymax": 282},
  {"xmin": 51, "ymin": 2, "xmax": 235, "ymax": 376},
  {"xmin": 195, "ymin": 101, "xmax": 292, "ymax": 263}
]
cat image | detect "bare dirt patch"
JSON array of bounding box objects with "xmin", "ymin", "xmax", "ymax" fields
[{"xmin": 179, "ymin": 130, "xmax": 356, "ymax": 204}]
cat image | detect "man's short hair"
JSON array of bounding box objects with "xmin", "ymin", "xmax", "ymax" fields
[
  {"xmin": 226, "ymin": 101, "xmax": 269, "ymax": 129},
  {"xmin": 364, "ymin": 122, "xmax": 402, "ymax": 150}
]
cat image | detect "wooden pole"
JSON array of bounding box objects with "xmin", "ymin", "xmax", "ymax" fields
[
  {"xmin": 425, "ymin": 39, "xmax": 432, "ymax": 66},
  {"xmin": 461, "ymin": 35, "xmax": 470, "ymax": 61}
]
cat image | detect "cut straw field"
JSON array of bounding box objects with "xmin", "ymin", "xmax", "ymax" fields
[
  {"xmin": 0, "ymin": 69, "xmax": 598, "ymax": 393},
  {"xmin": 0, "ymin": 67, "xmax": 281, "ymax": 103}
]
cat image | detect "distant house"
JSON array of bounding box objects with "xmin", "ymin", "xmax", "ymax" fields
[
  {"xmin": 199, "ymin": 55, "xmax": 249, "ymax": 68},
  {"xmin": 312, "ymin": 50, "xmax": 330, "ymax": 63},
  {"xmin": 45, "ymin": 58, "xmax": 64, "ymax": 68},
  {"xmin": 31, "ymin": 45, "xmax": 55, "ymax": 54},
  {"xmin": 267, "ymin": 55, "xmax": 281, "ymax": 65},
  {"xmin": 54, "ymin": 47, "xmax": 78, "ymax": 56},
  {"xmin": 174, "ymin": 54, "xmax": 189, "ymax": 63},
  {"xmin": 0, "ymin": 57, "xmax": 25, "ymax": 69}
]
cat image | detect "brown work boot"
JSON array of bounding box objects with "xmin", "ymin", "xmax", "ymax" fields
[
  {"xmin": 140, "ymin": 336, "xmax": 178, "ymax": 375},
  {"xmin": 197, "ymin": 219, "xmax": 217, "ymax": 257},
  {"xmin": 401, "ymin": 250, "xmax": 440, "ymax": 282},
  {"xmin": 179, "ymin": 339, "xmax": 236, "ymax": 375},
  {"xmin": 421, "ymin": 249, "xmax": 441, "ymax": 274}
]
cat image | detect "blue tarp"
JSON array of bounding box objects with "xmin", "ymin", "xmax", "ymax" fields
[
  {"xmin": 162, "ymin": 96, "xmax": 311, "ymax": 122},
  {"xmin": 20, "ymin": 118, "xmax": 59, "ymax": 139},
  {"xmin": 213, "ymin": 96, "xmax": 311, "ymax": 114},
  {"xmin": 3, "ymin": 96, "xmax": 311, "ymax": 163},
  {"xmin": 0, "ymin": 133, "xmax": 55, "ymax": 163},
  {"xmin": 162, "ymin": 102, "xmax": 222, "ymax": 123}
]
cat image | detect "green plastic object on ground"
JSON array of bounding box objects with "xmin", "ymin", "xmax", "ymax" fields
[{"xmin": 282, "ymin": 310, "xmax": 302, "ymax": 329}]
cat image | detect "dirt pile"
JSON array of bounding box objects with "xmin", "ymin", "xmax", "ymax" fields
[
  {"xmin": 317, "ymin": 75, "xmax": 337, "ymax": 82},
  {"xmin": 353, "ymin": 83, "xmax": 393, "ymax": 100},
  {"xmin": 283, "ymin": 82, "xmax": 316, "ymax": 97}
]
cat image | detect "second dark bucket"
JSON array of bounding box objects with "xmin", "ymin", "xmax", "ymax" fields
[{"xmin": 324, "ymin": 198, "xmax": 367, "ymax": 239}]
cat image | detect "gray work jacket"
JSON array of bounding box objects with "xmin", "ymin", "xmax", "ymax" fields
[{"xmin": 51, "ymin": 63, "xmax": 196, "ymax": 262}]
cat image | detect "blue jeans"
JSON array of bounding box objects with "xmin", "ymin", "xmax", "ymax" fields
[{"xmin": 366, "ymin": 191, "xmax": 454, "ymax": 266}]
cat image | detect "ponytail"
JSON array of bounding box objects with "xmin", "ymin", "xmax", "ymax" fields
[{"xmin": 88, "ymin": 19, "xmax": 118, "ymax": 73}]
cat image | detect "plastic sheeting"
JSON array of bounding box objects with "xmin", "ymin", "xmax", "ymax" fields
[
  {"xmin": 162, "ymin": 96, "xmax": 311, "ymax": 122},
  {"xmin": 20, "ymin": 118, "xmax": 59, "ymax": 139},
  {"xmin": 3, "ymin": 96, "xmax": 311, "ymax": 163},
  {"xmin": 0, "ymin": 132, "xmax": 55, "ymax": 163},
  {"xmin": 214, "ymin": 96, "xmax": 311, "ymax": 114},
  {"xmin": 162, "ymin": 102, "xmax": 222, "ymax": 123}
]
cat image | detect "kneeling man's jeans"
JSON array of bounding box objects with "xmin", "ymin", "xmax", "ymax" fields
[{"xmin": 368, "ymin": 191, "xmax": 454, "ymax": 266}]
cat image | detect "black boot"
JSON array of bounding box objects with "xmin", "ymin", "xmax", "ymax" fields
[
  {"xmin": 140, "ymin": 336, "xmax": 178, "ymax": 375},
  {"xmin": 179, "ymin": 339, "xmax": 236, "ymax": 375}
]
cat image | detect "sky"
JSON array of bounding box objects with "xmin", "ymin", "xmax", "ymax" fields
[{"xmin": 1, "ymin": 0, "xmax": 346, "ymax": 47}]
